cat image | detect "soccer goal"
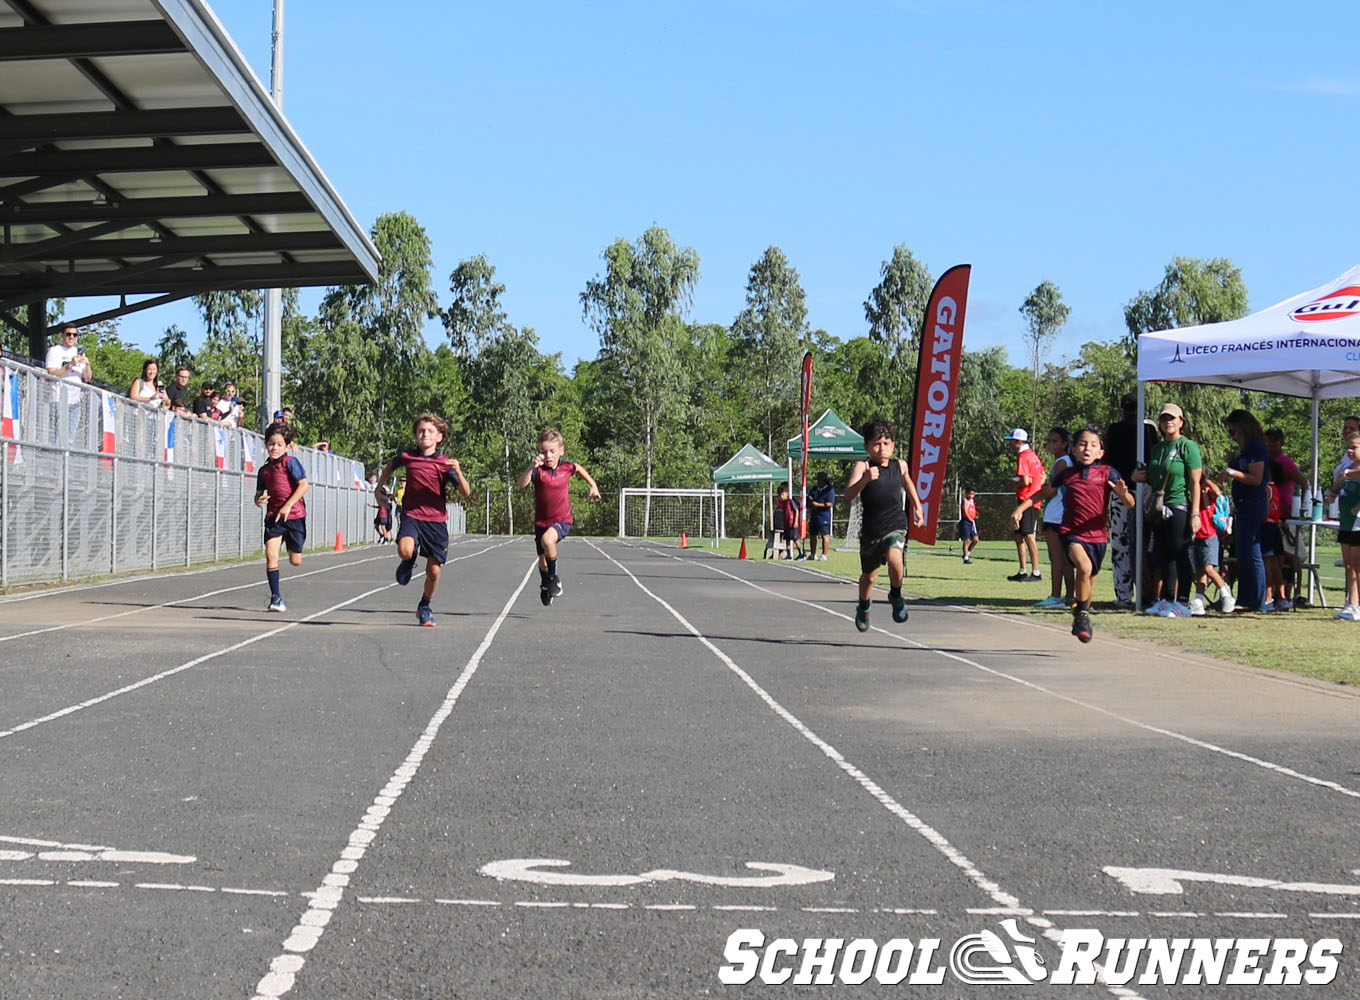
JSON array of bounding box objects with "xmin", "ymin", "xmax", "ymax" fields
[{"xmin": 618, "ymin": 487, "xmax": 724, "ymax": 541}]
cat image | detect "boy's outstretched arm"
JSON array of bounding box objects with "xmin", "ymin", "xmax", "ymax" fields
[
  {"xmin": 573, "ymin": 462, "xmax": 602, "ymax": 500},
  {"xmin": 279, "ymin": 477, "xmax": 310, "ymax": 519},
  {"xmin": 1111, "ymin": 475, "xmax": 1136, "ymax": 508},
  {"xmin": 899, "ymin": 459, "xmax": 926, "ymax": 527},
  {"xmin": 843, "ymin": 461, "xmax": 872, "ymax": 501},
  {"xmin": 447, "ymin": 458, "xmax": 472, "ymax": 498},
  {"xmin": 516, "ymin": 454, "xmax": 543, "ymax": 489}
]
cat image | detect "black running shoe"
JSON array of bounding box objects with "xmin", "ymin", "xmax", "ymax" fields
[
  {"xmin": 889, "ymin": 590, "xmax": 908, "ymax": 624},
  {"xmin": 540, "ymin": 582, "xmax": 553, "ymax": 607},
  {"xmin": 854, "ymin": 600, "xmax": 870, "ymax": 632},
  {"xmin": 1073, "ymin": 610, "xmax": 1093, "ymax": 644},
  {"xmin": 1007, "ymin": 571, "xmax": 1029, "ymax": 582},
  {"xmin": 549, "ymin": 574, "xmax": 563, "ymax": 597},
  {"xmin": 395, "ymin": 557, "xmax": 416, "ymax": 586}
]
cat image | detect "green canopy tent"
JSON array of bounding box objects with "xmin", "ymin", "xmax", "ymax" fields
[
  {"xmin": 712, "ymin": 444, "xmax": 787, "ymax": 540},
  {"xmin": 785, "ymin": 410, "xmax": 868, "ymax": 544}
]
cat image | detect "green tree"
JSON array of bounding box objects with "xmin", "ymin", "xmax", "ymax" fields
[
  {"xmin": 1125, "ymin": 256, "xmax": 1250, "ymax": 468},
  {"xmin": 444, "ymin": 253, "xmax": 508, "ymax": 359},
  {"xmin": 1018, "ymin": 280, "xmax": 1070, "ymax": 435},
  {"xmin": 580, "ymin": 226, "xmax": 700, "ymax": 511},
  {"xmin": 732, "ymin": 246, "xmax": 809, "ymax": 457},
  {"xmin": 864, "ymin": 244, "xmax": 933, "ymax": 429},
  {"xmin": 154, "ymin": 324, "xmax": 194, "ymax": 375}
]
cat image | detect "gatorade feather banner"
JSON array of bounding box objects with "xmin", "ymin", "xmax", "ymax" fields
[
  {"xmin": 2, "ymin": 367, "xmax": 22, "ymax": 465},
  {"xmin": 907, "ymin": 264, "xmax": 970, "ymax": 545},
  {"xmin": 799, "ymin": 351, "xmax": 812, "ymax": 539}
]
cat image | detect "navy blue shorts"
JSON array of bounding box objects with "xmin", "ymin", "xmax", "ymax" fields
[
  {"xmin": 808, "ymin": 518, "xmax": 832, "ymax": 538},
  {"xmin": 1260, "ymin": 522, "xmax": 1283, "ymax": 558},
  {"xmin": 535, "ymin": 521, "xmax": 572, "ymax": 555},
  {"xmin": 957, "ymin": 518, "xmax": 978, "ymax": 541},
  {"xmin": 264, "ymin": 516, "xmax": 306, "ymax": 554},
  {"xmin": 398, "ymin": 516, "xmax": 449, "ymax": 565},
  {"xmin": 1062, "ymin": 536, "xmax": 1106, "ymax": 576}
]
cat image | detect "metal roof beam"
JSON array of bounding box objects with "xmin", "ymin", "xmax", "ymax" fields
[
  {"xmin": 5, "ymin": 230, "xmax": 342, "ymax": 263},
  {"xmin": 0, "ymin": 191, "xmax": 312, "ymax": 226},
  {"xmin": 0, "ymin": 20, "xmax": 186, "ymax": 61},
  {"xmin": 0, "ymin": 219, "xmax": 156, "ymax": 262},
  {"xmin": 0, "ymin": 142, "xmax": 274, "ymax": 176},
  {"xmin": 1, "ymin": 253, "xmax": 198, "ymax": 309},
  {"xmin": 0, "ymin": 107, "xmax": 248, "ymax": 152},
  {"xmin": 0, "ymin": 261, "xmax": 365, "ymax": 299}
]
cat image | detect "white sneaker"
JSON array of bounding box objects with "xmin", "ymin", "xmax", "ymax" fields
[
  {"xmin": 1159, "ymin": 601, "xmax": 1192, "ymax": 618},
  {"xmin": 1143, "ymin": 599, "xmax": 1171, "ymax": 616},
  {"xmin": 1274, "ymin": 598, "xmax": 1293, "ymax": 612},
  {"xmin": 1189, "ymin": 594, "xmax": 1207, "ymax": 617},
  {"xmin": 1346, "ymin": 607, "xmax": 1360, "ymax": 622},
  {"xmin": 1333, "ymin": 604, "xmax": 1360, "ymax": 621},
  {"xmin": 1219, "ymin": 591, "xmax": 1237, "ymax": 614},
  {"xmin": 818, "ymin": 554, "xmax": 828, "ymax": 561}
]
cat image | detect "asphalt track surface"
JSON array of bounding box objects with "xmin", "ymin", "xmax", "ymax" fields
[{"xmin": 2, "ymin": 537, "xmax": 1358, "ymax": 999}]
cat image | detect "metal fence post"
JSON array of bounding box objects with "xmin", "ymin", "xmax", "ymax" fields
[
  {"xmin": 185, "ymin": 466, "xmax": 193, "ymax": 568},
  {"xmin": 151, "ymin": 456, "xmax": 159, "ymax": 571},
  {"xmin": 110, "ymin": 454, "xmax": 118, "ymax": 575},
  {"xmin": 61, "ymin": 449, "xmax": 70, "ymax": 580},
  {"xmin": 1, "ymin": 444, "xmax": 8, "ymax": 588}
]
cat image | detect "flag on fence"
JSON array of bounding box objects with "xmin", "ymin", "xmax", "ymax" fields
[
  {"xmin": 907, "ymin": 264, "xmax": 971, "ymax": 546},
  {"xmin": 213, "ymin": 426, "xmax": 226, "ymax": 470},
  {"xmin": 242, "ymin": 434, "xmax": 255, "ymax": 475},
  {"xmin": 353, "ymin": 462, "xmax": 364, "ymax": 489},
  {"xmin": 2, "ymin": 367, "xmax": 22, "ymax": 465},
  {"xmin": 100, "ymin": 392, "xmax": 117, "ymax": 469},
  {"xmin": 2, "ymin": 367, "xmax": 21, "ymax": 465},
  {"xmin": 163, "ymin": 412, "xmax": 176, "ymax": 480}
]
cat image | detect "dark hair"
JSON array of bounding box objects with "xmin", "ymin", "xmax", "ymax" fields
[
  {"xmin": 860, "ymin": 418, "xmax": 896, "ymax": 443},
  {"xmin": 1074, "ymin": 423, "xmax": 1105, "ymax": 448},
  {"xmin": 1224, "ymin": 408, "xmax": 1265, "ymax": 443},
  {"xmin": 413, "ymin": 412, "xmax": 449, "ymax": 438},
  {"xmin": 264, "ymin": 421, "xmax": 294, "ymax": 444},
  {"xmin": 1047, "ymin": 427, "xmax": 1072, "ymax": 449},
  {"xmin": 141, "ymin": 358, "xmax": 158, "ymax": 379},
  {"xmin": 777, "ymin": 482, "xmax": 789, "ymax": 494},
  {"xmin": 1345, "ymin": 414, "xmax": 1360, "ymax": 428},
  {"xmin": 1265, "ymin": 426, "xmax": 1284, "ymax": 442}
]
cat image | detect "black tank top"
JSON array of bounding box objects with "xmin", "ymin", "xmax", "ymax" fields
[{"xmin": 861, "ymin": 460, "xmax": 908, "ymax": 538}]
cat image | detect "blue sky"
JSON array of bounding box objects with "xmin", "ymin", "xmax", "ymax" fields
[{"xmin": 111, "ymin": 0, "xmax": 1360, "ymax": 372}]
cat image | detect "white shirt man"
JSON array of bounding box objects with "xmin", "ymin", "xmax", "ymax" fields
[{"xmin": 44, "ymin": 325, "xmax": 90, "ymax": 405}]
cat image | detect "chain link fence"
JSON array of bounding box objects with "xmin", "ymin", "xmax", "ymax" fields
[{"xmin": 1, "ymin": 356, "xmax": 419, "ymax": 589}]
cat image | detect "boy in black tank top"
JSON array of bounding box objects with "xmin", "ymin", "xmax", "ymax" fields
[{"xmin": 844, "ymin": 418, "xmax": 925, "ymax": 632}]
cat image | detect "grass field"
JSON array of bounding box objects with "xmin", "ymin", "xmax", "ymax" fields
[{"xmin": 663, "ymin": 534, "xmax": 1359, "ymax": 688}]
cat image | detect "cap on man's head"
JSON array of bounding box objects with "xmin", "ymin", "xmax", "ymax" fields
[
  {"xmin": 815, "ymin": 471, "xmax": 829, "ymax": 483},
  {"xmin": 1158, "ymin": 402, "xmax": 1184, "ymax": 421},
  {"xmin": 1120, "ymin": 393, "xmax": 1137, "ymax": 411},
  {"xmin": 273, "ymin": 410, "xmax": 286, "ymax": 420},
  {"xmin": 1004, "ymin": 428, "xmax": 1029, "ymax": 442}
]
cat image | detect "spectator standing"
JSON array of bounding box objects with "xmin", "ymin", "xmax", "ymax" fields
[
  {"xmin": 1189, "ymin": 477, "xmax": 1234, "ymax": 616},
  {"xmin": 1259, "ymin": 460, "xmax": 1290, "ymax": 611},
  {"xmin": 166, "ymin": 366, "xmax": 192, "ymax": 408},
  {"xmin": 957, "ymin": 488, "xmax": 979, "ymax": 564},
  {"xmin": 1133, "ymin": 402, "xmax": 1201, "ymax": 618},
  {"xmin": 1331, "ymin": 416, "xmax": 1360, "ymax": 485},
  {"xmin": 1005, "ymin": 428, "xmax": 1045, "ymax": 582},
  {"xmin": 1327, "ymin": 431, "xmax": 1360, "ymax": 621},
  {"xmin": 765, "ymin": 484, "xmax": 790, "ymax": 559},
  {"xmin": 45, "ymin": 323, "xmax": 90, "ymax": 441},
  {"xmin": 1224, "ymin": 409, "xmax": 1269, "ymax": 612},
  {"xmin": 129, "ymin": 360, "xmax": 169, "ymax": 409},
  {"xmin": 1035, "ymin": 427, "xmax": 1075, "ymax": 610},
  {"xmin": 806, "ymin": 471, "xmax": 835, "ymax": 561},
  {"xmin": 191, "ymin": 381, "xmax": 215, "ymax": 416},
  {"xmin": 1105, "ymin": 393, "xmax": 1158, "ymax": 608}
]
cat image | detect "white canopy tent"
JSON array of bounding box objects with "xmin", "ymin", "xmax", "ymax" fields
[{"xmin": 1137, "ymin": 263, "xmax": 1360, "ymax": 605}]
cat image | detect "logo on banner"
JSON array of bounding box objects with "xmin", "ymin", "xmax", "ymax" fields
[
  {"xmin": 1290, "ymin": 285, "xmax": 1360, "ymax": 323},
  {"xmin": 1170, "ymin": 343, "xmax": 1186, "ymax": 363}
]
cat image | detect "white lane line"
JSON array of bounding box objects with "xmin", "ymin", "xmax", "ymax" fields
[
  {"xmin": 669, "ymin": 549, "xmax": 1360, "ymax": 802},
  {"xmin": 589, "ymin": 540, "xmax": 1145, "ymax": 1000},
  {"xmin": 0, "ymin": 541, "xmax": 515, "ymax": 742},
  {"xmin": 248, "ymin": 560, "xmax": 538, "ymax": 1000},
  {"xmin": 0, "ymin": 553, "xmax": 387, "ymax": 644},
  {"xmin": 0, "ymin": 538, "xmax": 504, "ymax": 646}
]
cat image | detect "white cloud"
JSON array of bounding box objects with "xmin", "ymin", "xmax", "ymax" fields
[{"xmin": 1288, "ymin": 76, "xmax": 1360, "ymax": 98}]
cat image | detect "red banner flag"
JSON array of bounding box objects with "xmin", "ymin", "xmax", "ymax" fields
[
  {"xmin": 907, "ymin": 265, "xmax": 970, "ymax": 545},
  {"xmin": 799, "ymin": 351, "xmax": 813, "ymax": 539}
]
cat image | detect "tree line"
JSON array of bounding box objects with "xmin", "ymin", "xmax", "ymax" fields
[{"xmin": 7, "ymin": 215, "xmax": 1350, "ymax": 530}]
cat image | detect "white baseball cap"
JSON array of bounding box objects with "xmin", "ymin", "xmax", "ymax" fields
[{"xmin": 1004, "ymin": 428, "xmax": 1029, "ymax": 442}]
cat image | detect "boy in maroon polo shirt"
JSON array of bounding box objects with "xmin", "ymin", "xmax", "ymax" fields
[
  {"xmin": 516, "ymin": 428, "xmax": 600, "ymax": 606},
  {"xmin": 1042, "ymin": 424, "xmax": 1135, "ymax": 643},
  {"xmin": 375, "ymin": 413, "xmax": 471, "ymax": 626},
  {"xmin": 255, "ymin": 421, "xmax": 310, "ymax": 612}
]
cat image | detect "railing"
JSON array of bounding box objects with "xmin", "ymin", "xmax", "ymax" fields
[{"xmin": 1, "ymin": 355, "xmax": 461, "ymax": 588}]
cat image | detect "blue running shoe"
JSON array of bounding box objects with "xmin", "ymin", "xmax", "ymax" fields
[
  {"xmin": 417, "ymin": 602, "xmax": 434, "ymax": 627},
  {"xmin": 395, "ymin": 557, "xmax": 416, "ymax": 586},
  {"xmin": 267, "ymin": 596, "xmax": 286, "ymax": 613}
]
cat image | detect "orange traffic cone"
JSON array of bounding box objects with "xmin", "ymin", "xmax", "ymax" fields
[
  {"xmin": 680, "ymin": 531, "xmax": 688, "ymax": 548},
  {"xmin": 334, "ymin": 530, "xmax": 345, "ymax": 552},
  {"xmin": 738, "ymin": 537, "xmax": 748, "ymax": 559}
]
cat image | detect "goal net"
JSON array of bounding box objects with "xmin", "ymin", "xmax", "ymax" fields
[{"xmin": 618, "ymin": 488, "xmax": 724, "ymax": 540}]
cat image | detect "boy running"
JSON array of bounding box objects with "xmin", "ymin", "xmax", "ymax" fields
[
  {"xmin": 516, "ymin": 428, "xmax": 600, "ymax": 606},
  {"xmin": 376, "ymin": 413, "xmax": 471, "ymax": 626},
  {"xmin": 844, "ymin": 418, "xmax": 925, "ymax": 632},
  {"xmin": 255, "ymin": 421, "xmax": 310, "ymax": 612},
  {"xmin": 1042, "ymin": 424, "xmax": 1135, "ymax": 643}
]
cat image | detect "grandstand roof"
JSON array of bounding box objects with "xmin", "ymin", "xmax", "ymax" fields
[{"xmin": 0, "ymin": 0, "xmax": 379, "ymax": 334}]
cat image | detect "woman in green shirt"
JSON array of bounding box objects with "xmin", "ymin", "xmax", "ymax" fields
[{"xmin": 1132, "ymin": 401, "xmax": 1202, "ymax": 616}]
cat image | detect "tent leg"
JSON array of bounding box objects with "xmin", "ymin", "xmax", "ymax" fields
[{"xmin": 1135, "ymin": 382, "xmax": 1146, "ymax": 611}]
